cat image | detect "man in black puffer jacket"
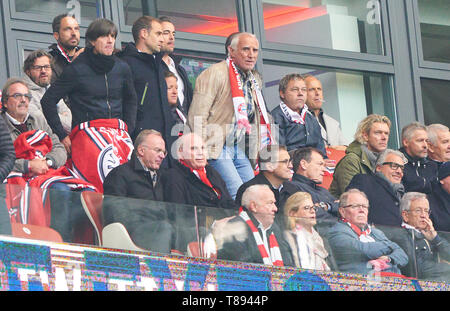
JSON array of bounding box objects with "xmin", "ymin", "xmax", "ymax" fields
[
  {"xmin": 118, "ymin": 16, "xmax": 177, "ymax": 168},
  {"xmin": 41, "ymin": 18, "xmax": 137, "ymax": 192}
]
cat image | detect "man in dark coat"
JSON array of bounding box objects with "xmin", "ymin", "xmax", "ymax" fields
[
  {"xmin": 161, "ymin": 133, "xmax": 237, "ymax": 252},
  {"xmin": 347, "ymin": 149, "xmax": 407, "ymax": 227},
  {"xmin": 280, "ymin": 147, "xmax": 338, "ymax": 225},
  {"xmin": 235, "ymin": 144, "xmax": 293, "ymax": 208},
  {"xmin": 118, "ymin": 16, "xmax": 177, "ymax": 159},
  {"xmin": 399, "ymin": 122, "xmax": 438, "ymax": 194},
  {"xmin": 103, "ymin": 129, "xmax": 172, "ymax": 253},
  {"xmin": 384, "ymin": 192, "xmax": 450, "ymax": 282},
  {"xmin": 214, "ymin": 184, "xmax": 294, "ymax": 267},
  {"xmin": 159, "ymin": 16, "xmax": 193, "ymax": 114},
  {"xmin": 427, "ymin": 162, "xmax": 450, "ymax": 232}
]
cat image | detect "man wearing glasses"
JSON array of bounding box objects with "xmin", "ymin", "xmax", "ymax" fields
[
  {"xmin": 235, "ymin": 144, "xmax": 293, "ymax": 210},
  {"xmin": 102, "ymin": 129, "xmax": 173, "ymax": 254},
  {"xmin": 347, "ymin": 149, "xmax": 408, "ymax": 227},
  {"xmin": 22, "ymin": 50, "xmax": 71, "ymax": 134},
  {"xmin": 327, "ymin": 189, "xmax": 408, "ymax": 275},
  {"xmin": 386, "ymin": 192, "xmax": 450, "ymax": 282}
]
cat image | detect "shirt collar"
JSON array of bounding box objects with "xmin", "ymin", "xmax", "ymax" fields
[{"xmin": 5, "ymin": 112, "xmax": 29, "ymax": 125}]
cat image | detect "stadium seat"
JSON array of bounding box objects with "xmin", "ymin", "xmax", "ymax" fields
[
  {"xmin": 320, "ymin": 147, "xmax": 346, "ymax": 189},
  {"xmin": 11, "ymin": 223, "xmax": 63, "ymax": 243},
  {"xmin": 102, "ymin": 222, "xmax": 146, "ymax": 252},
  {"xmin": 80, "ymin": 191, "xmax": 104, "ymax": 245}
]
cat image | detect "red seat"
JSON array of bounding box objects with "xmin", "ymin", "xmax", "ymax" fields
[
  {"xmin": 11, "ymin": 223, "xmax": 63, "ymax": 243},
  {"xmin": 320, "ymin": 147, "xmax": 346, "ymax": 190},
  {"xmin": 79, "ymin": 191, "xmax": 104, "ymax": 245}
]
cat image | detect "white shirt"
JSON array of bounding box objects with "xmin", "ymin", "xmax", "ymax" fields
[{"xmin": 166, "ymin": 56, "xmax": 185, "ymax": 107}]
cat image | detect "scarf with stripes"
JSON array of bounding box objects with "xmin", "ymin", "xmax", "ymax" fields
[
  {"xmin": 239, "ymin": 209, "xmax": 284, "ymax": 266},
  {"xmin": 341, "ymin": 218, "xmax": 375, "ymax": 243}
]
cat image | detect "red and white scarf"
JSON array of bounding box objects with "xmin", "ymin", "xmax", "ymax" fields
[
  {"xmin": 227, "ymin": 57, "xmax": 273, "ymax": 148},
  {"xmin": 57, "ymin": 43, "xmax": 77, "ymax": 63},
  {"xmin": 239, "ymin": 209, "xmax": 284, "ymax": 266},
  {"xmin": 279, "ymin": 101, "xmax": 309, "ymax": 125},
  {"xmin": 341, "ymin": 218, "xmax": 375, "ymax": 243},
  {"xmin": 179, "ymin": 160, "xmax": 221, "ymax": 198}
]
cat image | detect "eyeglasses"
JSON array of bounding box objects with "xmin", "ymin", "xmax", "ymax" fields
[
  {"xmin": 7, "ymin": 93, "xmax": 32, "ymax": 101},
  {"xmin": 142, "ymin": 145, "xmax": 167, "ymax": 156},
  {"xmin": 382, "ymin": 162, "xmax": 405, "ymax": 171},
  {"xmin": 408, "ymin": 208, "xmax": 431, "ymax": 215},
  {"xmin": 342, "ymin": 204, "xmax": 369, "ymax": 210},
  {"xmin": 31, "ymin": 65, "xmax": 51, "ymax": 71},
  {"xmin": 277, "ymin": 159, "xmax": 291, "ymax": 165},
  {"xmin": 301, "ymin": 205, "xmax": 318, "ymax": 212}
]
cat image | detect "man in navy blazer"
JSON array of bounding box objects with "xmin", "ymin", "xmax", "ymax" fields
[
  {"xmin": 346, "ymin": 149, "xmax": 408, "ymax": 227},
  {"xmin": 327, "ymin": 189, "xmax": 408, "ymax": 275}
]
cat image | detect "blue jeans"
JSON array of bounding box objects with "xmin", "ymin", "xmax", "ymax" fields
[{"xmin": 208, "ymin": 144, "xmax": 254, "ymax": 200}]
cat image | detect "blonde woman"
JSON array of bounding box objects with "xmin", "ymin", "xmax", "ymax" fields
[{"xmin": 284, "ymin": 192, "xmax": 330, "ymax": 271}]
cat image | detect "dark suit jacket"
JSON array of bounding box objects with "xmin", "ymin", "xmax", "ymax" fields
[
  {"xmin": 347, "ymin": 173, "xmax": 403, "ymax": 227},
  {"xmin": 235, "ymin": 172, "xmax": 282, "ymax": 208},
  {"xmin": 216, "ymin": 208, "xmax": 294, "ymax": 267}
]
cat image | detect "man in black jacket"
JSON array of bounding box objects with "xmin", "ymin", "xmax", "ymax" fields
[
  {"xmin": 428, "ymin": 162, "xmax": 450, "ymax": 232},
  {"xmin": 161, "ymin": 133, "xmax": 237, "ymax": 252},
  {"xmin": 118, "ymin": 16, "xmax": 177, "ymax": 159},
  {"xmin": 159, "ymin": 16, "xmax": 193, "ymax": 114},
  {"xmin": 280, "ymin": 147, "xmax": 338, "ymax": 224},
  {"xmin": 347, "ymin": 149, "xmax": 407, "ymax": 227},
  {"xmin": 384, "ymin": 192, "xmax": 450, "ymax": 282},
  {"xmin": 48, "ymin": 13, "xmax": 84, "ymax": 84},
  {"xmin": 235, "ymin": 144, "xmax": 293, "ymax": 208},
  {"xmin": 102, "ymin": 129, "xmax": 172, "ymax": 253},
  {"xmin": 399, "ymin": 122, "xmax": 438, "ymax": 194}
]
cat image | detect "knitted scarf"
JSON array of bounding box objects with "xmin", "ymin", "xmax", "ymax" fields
[
  {"xmin": 341, "ymin": 218, "xmax": 375, "ymax": 243},
  {"xmin": 179, "ymin": 160, "xmax": 221, "ymax": 198},
  {"xmin": 279, "ymin": 101, "xmax": 309, "ymax": 125},
  {"xmin": 227, "ymin": 57, "xmax": 272, "ymax": 148},
  {"xmin": 239, "ymin": 209, "xmax": 284, "ymax": 266}
]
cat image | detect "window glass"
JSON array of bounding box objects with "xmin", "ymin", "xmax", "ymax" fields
[
  {"xmin": 14, "ymin": 0, "xmax": 99, "ymax": 23},
  {"xmin": 421, "ymin": 78, "xmax": 450, "ymax": 127},
  {"xmin": 262, "ymin": 61, "xmax": 398, "ymax": 147},
  {"xmin": 122, "ymin": 0, "xmax": 239, "ymax": 37},
  {"xmin": 178, "ymin": 55, "xmax": 221, "ymax": 90},
  {"xmin": 262, "ymin": 0, "xmax": 384, "ymax": 55},
  {"xmin": 417, "ymin": 0, "xmax": 450, "ymax": 63}
]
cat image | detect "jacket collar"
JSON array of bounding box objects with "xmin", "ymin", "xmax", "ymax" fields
[
  {"xmin": 292, "ymin": 173, "xmax": 317, "ymax": 188},
  {"xmin": 399, "ymin": 147, "xmax": 429, "ymax": 166}
]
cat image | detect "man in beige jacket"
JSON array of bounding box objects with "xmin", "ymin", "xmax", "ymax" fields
[{"xmin": 188, "ymin": 32, "xmax": 273, "ymax": 199}]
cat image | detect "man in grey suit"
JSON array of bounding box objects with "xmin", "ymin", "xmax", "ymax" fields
[
  {"xmin": 327, "ymin": 188, "xmax": 408, "ymax": 275},
  {"xmin": 304, "ymin": 75, "xmax": 347, "ymax": 151}
]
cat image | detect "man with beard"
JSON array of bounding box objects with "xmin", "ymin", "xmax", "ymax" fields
[
  {"xmin": 49, "ymin": 14, "xmax": 84, "ymax": 83},
  {"xmin": 22, "ymin": 50, "xmax": 71, "ymax": 134},
  {"xmin": 159, "ymin": 16, "xmax": 193, "ymax": 114}
]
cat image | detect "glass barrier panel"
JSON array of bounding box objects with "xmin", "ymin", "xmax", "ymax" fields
[
  {"xmin": 261, "ymin": 0, "xmax": 385, "ymax": 55},
  {"xmin": 421, "ymin": 78, "xmax": 450, "ymax": 127}
]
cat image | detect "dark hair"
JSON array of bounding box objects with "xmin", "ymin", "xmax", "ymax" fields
[
  {"xmin": 23, "ymin": 49, "xmax": 53, "ymax": 73},
  {"xmin": 257, "ymin": 145, "xmax": 287, "ymax": 171},
  {"xmin": 290, "ymin": 147, "xmax": 323, "ymax": 172},
  {"xmin": 85, "ymin": 18, "xmax": 118, "ymax": 47},
  {"xmin": 131, "ymin": 16, "xmax": 160, "ymax": 43},
  {"xmin": 52, "ymin": 13, "xmax": 75, "ymax": 33},
  {"xmin": 158, "ymin": 16, "xmax": 173, "ymax": 24},
  {"xmin": 279, "ymin": 73, "xmax": 304, "ymax": 99},
  {"xmin": 1, "ymin": 77, "xmax": 28, "ymax": 111}
]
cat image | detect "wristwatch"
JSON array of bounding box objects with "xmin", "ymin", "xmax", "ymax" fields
[{"xmin": 46, "ymin": 158, "xmax": 53, "ymax": 168}]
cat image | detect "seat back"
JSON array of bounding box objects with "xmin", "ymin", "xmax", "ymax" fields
[
  {"xmin": 11, "ymin": 223, "xmax": 63, "ymax": 243},
  {"xmin": 320, "ymin": 147, "xmax": 346, "ymax": 189},
  {"xmin": 80, "ymin": 191, "xmax": 104, "ymax": 245},
  {"xmin": 102, "ymin": 222, "xmax": 145, "ymax": 252}
]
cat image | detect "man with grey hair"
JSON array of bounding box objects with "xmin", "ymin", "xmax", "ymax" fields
[
  {"xmin": 22, "ymin": 49, "xmax": 71, "ymax": 134},
  {"xmin": 188, "ymin": 32, "xmax": 273, "ymax": 200},
  {"xmin": 385, "ymin": 192, "xmax": 450, "ymax": 282},
  {"xmin": 215, "ymin": 184, "xmax": 294, "ymax": 266},
  {"xmin": 327, "ymin": 188, "xmax": 408, "ymax": 274},
  {"xmin": 102, "ymin": 129, "xmax": 173, "ymax": 254},
  {"xmin": 399, "ymin": 122, "xmax": 438, "ymax": 193},
  {"xmin": 426, "ymin": 123, "xmax": 450, "ymax": 165},
  {"xmin": 347, "ymin": 149, "xmax": 408, "ymax": 226}
]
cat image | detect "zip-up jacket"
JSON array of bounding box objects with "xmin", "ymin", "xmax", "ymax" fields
[
  {"xmin": 399, "ymin": 147, "xmax": 438, "ymax": 194},
  {"xmin": 41, "ymin": 50, "xmax": 137, "ymax": 141}
]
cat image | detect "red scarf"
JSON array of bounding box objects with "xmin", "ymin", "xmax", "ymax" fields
[
  {"xmin": 341, "ymin": 218, "xmax": 374, "ymax": 242},
  {"xmin": 239, "ymin": 209, "xmax": 284, "ymax": 266},
  {"xmin": 179, "ymin": 160, "xmax": 221, "ymax": 198}
]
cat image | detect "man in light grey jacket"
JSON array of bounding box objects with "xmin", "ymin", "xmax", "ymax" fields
[
  {"xmin": 23, "ymin": 49, "xmax": 72, "ymax": 135},
  {"xmin": 304, "ymin": 75, "xmax": 347, "ymax": 150}
]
